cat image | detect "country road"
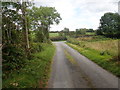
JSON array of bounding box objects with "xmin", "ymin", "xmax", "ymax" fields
[{"xmin": 48, "ymin": 42, "xmax": 119, "ymax": 88}]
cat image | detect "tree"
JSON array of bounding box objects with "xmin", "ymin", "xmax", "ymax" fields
[
  {"xmin": 76, "ymin": 28, "xmax": 86, "ymax": 35},
  {"xmin": 86, "ymin": 29, "xmax": 94, "ymax": 32},
  {"xmin": 29, "ymin": 6, "xmax": 62, "ymax": 42},
  {"xmin": 98, "ymin": 12, "xmax": 120, "ymax": 38},
  {"xmin": 96, "ymin": 29, "xmax": 103, "ymax": 35},
  {"xmin": 2, "ymin": 2, "xmax": 22, "ymax": 44},
  {"xmin": 2, "ymin": 2, "xmax": 32, "ymax": 74},
  {"xmin": 2, "ymin": 2, "xmax": 62, "ymax": 75},
  {"xmin": 21, "ymin": 2, "xmax": 30, "ymax": 50},
  {"xmin": 62, "ymin": 27, "xmax": 69, "ymax": 36}
]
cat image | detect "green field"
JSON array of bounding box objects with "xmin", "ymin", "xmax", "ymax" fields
[
  {"xmin": 86, "ymin": 32, "xmax": 96, "ymax": 35},
  {"xmin": 49, "ymin": 33, "xmax": 59, "ymax": 37},
  {"xmin": 3, "ymin": 43, "xmax": 55, "ymax": 88}
]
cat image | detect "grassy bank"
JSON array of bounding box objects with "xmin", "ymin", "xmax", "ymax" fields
[
  {"xmin": 3, "ymin": 43, "xmax": 55, "ymax": 88},
  {"xmin": 67, "ymin": 36, "xmax": 118, "ymax": 56},
  {"xmin": 66, "ymin": 37, "xmax": 120, "ymax": 77}
]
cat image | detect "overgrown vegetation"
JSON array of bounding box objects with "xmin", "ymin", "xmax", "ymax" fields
[
  {"xmin": 3, "ymin": 43, "xmax": 55, "ymax": 88},
  {"xmin": 2, "ymin": 1, "xmax": 120, "ymax": 88},
  {"xmin": 2, "ymin": 2, "xmax": 61, "ymax": 88},
  {"xmin": 67, "ymin": 36, "xmax": 118, "ymax": 57},
  {"xmin": 63, "ymin": 12, "xmax": 120, "ymax": 76},
  {"xmin": 2, "ymin": 2, "xmax": 31, "ymax": 77},
  {"xmin": 66, "ymin": 36, "xmax": 120, "ymax": 77}
]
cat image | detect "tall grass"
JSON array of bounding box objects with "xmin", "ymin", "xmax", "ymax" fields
[
  {"xmin": 85, "ymin": 40, "xmax": 118, "ymax": 56},
  {"xmin": 67, "ymin": 36, "xmax": 118, "ymax": 57}
]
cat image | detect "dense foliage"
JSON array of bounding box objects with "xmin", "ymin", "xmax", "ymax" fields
[
  {"xmin": 3, "ymin": 43, "xmax": 55, "ymax": 88},
  {"xmin": 2, "ymin": 2, "xmax": 30, "ymax": 75},
  {"xmin": 28, "ymin": 6, "xmax": 61, "ymax": 43},
  {"xmin": 2, "ymin": 2, "xmax": 61, "ymax": 78},
  {"xmin": 97, "ymin": 12, "xmax": 120, "ymax": 38}
]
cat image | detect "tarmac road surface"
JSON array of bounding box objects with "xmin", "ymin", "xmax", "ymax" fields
[{"xmin": 48, "ymin": 42, "xmax": 119, "ymax": 88}]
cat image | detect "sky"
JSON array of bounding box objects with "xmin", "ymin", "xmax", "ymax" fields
[{"xmin": 33, "ymin": 0, "xmax": 119, "ymax": 31}]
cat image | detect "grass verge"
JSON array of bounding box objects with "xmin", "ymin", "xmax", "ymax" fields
[
  {"xmin": 3, "ymin": 43, "xmax": 55, "ymax": 88},
  {"xmin": 64, "ymin": 50, "xmax": 77, "ymax": 65},
  {"xmin": 66, "ymin": 42, "xmax": 120, "ymax": 77}
]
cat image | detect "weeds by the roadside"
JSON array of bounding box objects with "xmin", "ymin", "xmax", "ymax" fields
[
  {"xmin": 66, "ymin": 42, "xmax": 120, "ymax": 77},
  {"xmin": 67, "ymin": 36, "xmax": 118, "ymax": 57},
  {"xmin": 3, "ymin": 43, "xmax": 55, "ymax": 88}
]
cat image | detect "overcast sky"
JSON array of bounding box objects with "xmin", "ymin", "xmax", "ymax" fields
[{"xmin": 33, "ymin": 0, "xmax": 119, "ymax": 31}]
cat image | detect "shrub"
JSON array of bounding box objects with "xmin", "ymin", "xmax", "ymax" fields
[
  {"xmin": 30, "ymin": 43, "xmax": 43, "ymax": 53},
  {"xmin": 100, "ymin": 50, "xmax": 112, "ymax": 56},
  {"xmin": 2, "ymin": 44, "xmax": 27, "ymax": 78},
  {"xmin": 100, "ymin": 51, "xmax": 105, "ymax": 55},
  {"xmin": 50, "ymin": 36, "xmax": 67, "ymax": 41}
]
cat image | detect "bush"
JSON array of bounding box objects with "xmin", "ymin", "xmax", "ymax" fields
[
  {"xmin": 100, "ymin": 51, "xmax": 105, "ymax": 55},
  {"xmin": 2, "ymin": 43, "xmax": 56, "ymax": 88},
  {"xmin": 30, "ymin": 43, "xmax": 43, "ymax": 53},
  {"xmin": 50, "ymin": 36, "xmax": 67, "ymax": 41},
  {"xmin": 100, "ymin": 50, "xmax": 113, "ymax": 56},
  {"xmin": 2, "ymin": 44, "xmax": 27, "ymax": 78}
]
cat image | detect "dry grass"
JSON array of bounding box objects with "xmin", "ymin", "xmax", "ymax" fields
[
  {"xmin": 84, "ymin": 40, "xmax": 118, "ymax": 56},
  {"xmin": 76, "ymin": 37, "xmax": 93, "ymax": 41},
  {"xmin": 68, "ymin": 36, "xmax": 119, "ymax": 57}
]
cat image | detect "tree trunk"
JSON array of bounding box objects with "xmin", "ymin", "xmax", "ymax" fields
[{"xmin": 21, "ymin": 2, "xmax": 30, "ymax": 50}]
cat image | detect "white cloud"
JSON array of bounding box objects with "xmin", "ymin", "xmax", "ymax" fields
[{"xmin": 33, "ymin": 0, "xmax": 119, "ymax": 31}]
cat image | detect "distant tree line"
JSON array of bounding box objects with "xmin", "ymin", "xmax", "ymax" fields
[
  {"xmin": 51, "ymin": 12, "xmax": 120, "ymax": 39},
  {"xmin": 50, "ymin": 27, "xmax": 96, "ymax": 41},
  {"xmin": 58, "ymin": 28, "xmax": 95, "ymax": 37},
  {"xmin": 50, "ymin": 31, "xmax": 59, "ymax": 33}
]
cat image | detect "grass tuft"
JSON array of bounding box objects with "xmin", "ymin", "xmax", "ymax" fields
[{"xmin": 64, "ymin": 50, "xmax": 77, "ymax": 65}]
